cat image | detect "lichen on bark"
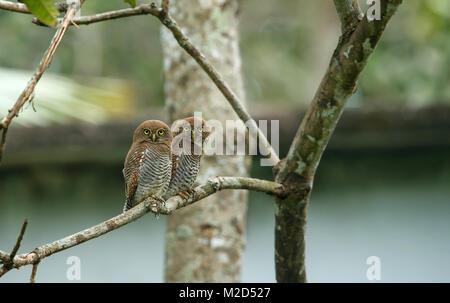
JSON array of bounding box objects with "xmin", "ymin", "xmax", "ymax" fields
[{"xmin": 161, "ymin": 0, "xmax": 249, "ymax": 282}]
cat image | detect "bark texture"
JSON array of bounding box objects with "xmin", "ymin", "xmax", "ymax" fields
[
  {"xmin": 274, "ymin": 0, "xmax": 403, "ymax": 282},
  {"xmin": 161, "ymin": 0, "xmax": 249, "ymax": 282}
]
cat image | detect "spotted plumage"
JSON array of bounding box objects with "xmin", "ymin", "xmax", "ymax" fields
[
  {"xmin": 163, "ymin": 117, "xmax": 210, "ymax": 200},
  {"xmin": 123, "ymin": 120, "xmax": 172, "ymax": 212}
]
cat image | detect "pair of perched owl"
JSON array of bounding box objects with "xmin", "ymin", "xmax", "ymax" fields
[{"xmin": 122, "ymin": 117, "xmax": 210, "ymax": 212}]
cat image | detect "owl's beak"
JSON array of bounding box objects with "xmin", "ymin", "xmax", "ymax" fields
[{"xmin": 151, "ymin": 134, "xmax": 156, "ymax": 142}]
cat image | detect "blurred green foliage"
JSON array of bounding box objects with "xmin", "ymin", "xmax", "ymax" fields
[
  {"xmin": 23, "ymin": 0, "xmax": 59, "ymax": 26},
  {"xmin": 0, "ymin": 0, "xmax": 448, "ymax": 112}
]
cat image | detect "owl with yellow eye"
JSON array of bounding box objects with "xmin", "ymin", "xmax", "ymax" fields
[
  {"xmin": 163, "ymin": 116, "xmax": 211, "ymax": 201},
  {"xmin": 122, "ymin": 120, "xmax": 173, "ymax": 212}
]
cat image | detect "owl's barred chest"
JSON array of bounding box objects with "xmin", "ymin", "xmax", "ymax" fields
[
  {"xmin": 134, "ymin": 147, "xmax": 172, "ymax": 202},
  {"xmin": 166, "ymin": 154, "xmax": 201, "ymax": 197}
]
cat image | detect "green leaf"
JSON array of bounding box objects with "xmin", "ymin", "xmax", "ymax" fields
[
  {"xmin": 123, "ymin": 0, "xmax": 136, "ymax": 8},
  {"xmin": 23, "ymin": 0, "xmax": 59, "ymax": 27}
]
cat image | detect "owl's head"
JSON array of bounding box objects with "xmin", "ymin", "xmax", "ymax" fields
[
  {"xmin": 133, "ymin": 120, "xmax": 172, "ymax": 146},
  {"xmin": 172, "ymin": 117, "xmax": 211, "ymax": 143},
  {"xmin": 171, "ymin": 117, "xmax": 211, "ymax": 155}
]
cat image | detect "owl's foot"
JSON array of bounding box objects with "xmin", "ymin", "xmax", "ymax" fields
[
  {"xmin": 148, "ymin": 195, "xmax": 166, "ymax": 212},
  {"xmin": 177, "ymin": 188, "xmax": 196, "ymax": 201}
]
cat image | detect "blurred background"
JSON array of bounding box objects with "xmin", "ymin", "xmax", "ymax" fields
[{"xmin": 1, "ymin": 0, "xmax": 449, "ymax": 282}]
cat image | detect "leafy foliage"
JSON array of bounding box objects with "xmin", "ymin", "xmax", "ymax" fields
[
  {"xmin": 22, "ymin": 0, "xmax": 59, "ymax": 26},
  {"xmin": 123, "ymin": 0, "xmax": 136, "ymax": 8}
]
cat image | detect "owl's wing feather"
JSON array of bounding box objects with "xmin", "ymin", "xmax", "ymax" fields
[
  {"xmin": 171, "ymin": 154, "xmax": 179, "ymax": 180},
  {"xmin": 123, "ymin": 143, "xmax": 146, "ymax": 211}
]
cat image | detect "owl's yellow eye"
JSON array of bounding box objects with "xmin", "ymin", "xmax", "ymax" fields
[
  {"xmin": 143, "ymin": 129, "xmax": 150, "ymax": 135},
  {"xmin": 157, "ymin": 129, "xmax": 165, "ymax": 136},
  {"xmin": 197, "ymin": 127, "xmax": 203, "ymax": 132},
  {"xmin": 184, "ymin": 127, "xmax": 190, "ymax": 132}
]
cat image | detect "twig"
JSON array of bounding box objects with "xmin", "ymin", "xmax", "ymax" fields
[
  {"xmin": 10, "ymin": 219, "xmax": 28, "ymax": 260},
  {"xmin": 30, "ymin": 261, "xmax": 40, "ymax": 283},
  {"xmin": 0, "ymin": 219, "xmax": 29, "ymax": 278},
  {"xmin": 0, "ymin": 0, "xmax": 68, "ymax": 14},
  {"xmin": 0, "ymin": 176, "xmax": 284, "ymax": 277},
  {"xmin": 0, "ymin": 0, "xmax": 29, "ymax": 13},
  {"xmin": 0, "ymin": 2, "xmax": 81, "ymax": 164},
  {"xmin": 33, "ymin": 4, "xmax": 160, "ymax": 27},
  {"xmin": 0, "ymin": 126, "xmax": 8, "ymax": 163}
]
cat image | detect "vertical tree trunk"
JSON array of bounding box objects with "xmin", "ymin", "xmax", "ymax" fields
[
  {"xmin": 273, "ymin": 0, "xmax": 402, "ymax": 282},
  {"xmin": 161, "ymin": 0, "xmax": 249, "ymax": 282}
]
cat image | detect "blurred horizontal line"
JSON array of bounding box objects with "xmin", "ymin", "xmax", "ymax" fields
[{"xmin": 2, "ymin": 105, "xmax": 450, "ymax": 166}]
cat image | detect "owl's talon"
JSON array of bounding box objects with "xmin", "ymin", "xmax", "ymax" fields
[{"xmin": 177, "ymin": 190, "xmax": 194, "ymax": 201}]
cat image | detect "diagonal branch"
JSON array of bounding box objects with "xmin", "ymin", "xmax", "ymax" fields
[
  {"xmin": 0, "ymin": 176, "xmax": 284, "ymax": 277},
  {"xmin": 31, "ymin": 3, "xmax": 281, "ymax": 166},
  {"xmin": 157, "ymin": 9, "xmax": 280, "ymax": 165},
  {"xmin": 0, "ymin": 2, "xmax": 82, "ymax": 164},
  {"xmin": 9, "ymin": 219, "xmax": 28, "ymax": 260},
  {"xmin": 0, "ymin": 219, "xmax": 28, "ymax": 278}
]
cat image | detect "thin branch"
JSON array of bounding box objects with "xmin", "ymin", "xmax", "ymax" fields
[
  {"xmin": 0, "ymin": 126, "xmax": 8, "ymax": 163},
  {"xmin": 158, "ymin": 12, "xmax": 280, "ymax": 165},
  {"xmin": 0, "ymin": 2, "xmax": 81, "ymax": 164},
  {"xmin": 0, "ymin": 0, "xmax": 68, "ymax": 14},
  {"xmin": 333, "ymin": 0, "xmax": 364, "ymax": 32},
  {"xmin": 0, "ymin": 0, "xmax": 29, "ymax": 14},
  {"xmin": 0, "ymin": 219, "xmax": 29, "ymax": 278},
  {"xmin": 30, "ymin": 261, "xmax": 40, "ymax": 283},
  {"xmin": 33, "ymin": 3, "xmax": 160, "ymax": 27},
  {"xmin": 10, "ymin": 219, "xmax": 28, "ymax": 260},
  {"xmin": 0, "ymin": 177, "xmax": 284, "ymax": 276},
  {"xmin": 31, "ymin": 3, "xmax": 280, "ymax": 166}
]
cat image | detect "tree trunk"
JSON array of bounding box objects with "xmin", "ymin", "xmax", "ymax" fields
[
  {"xmin": 273, "ymin": 0, "xmax": 402, "ymax": 282},
  {"xmin": 161, "ymin": 0, "xmax": 249, "ymax": 282}
]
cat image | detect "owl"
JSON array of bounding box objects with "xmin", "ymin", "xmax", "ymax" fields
[
  {"xmin": 122, "ymin": 120, "xmax": 173, "ymax": 212},
  {"xmin": 162, "ymin": 117, "xmax": 210, "ymax": 201}
]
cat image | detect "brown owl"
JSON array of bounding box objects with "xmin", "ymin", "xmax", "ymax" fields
[
  {"xmin": 162, "ymin": 117, "xmax": 210, "ymax": 200},
  {"xmin": 122, "ymin": 120, "xmax": 173, "ymax": 212}
]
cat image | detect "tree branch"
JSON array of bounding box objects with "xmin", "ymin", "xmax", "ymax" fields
[
  {"xmin": 157, "ymin": 11, "xmax": 280, "ymax": 165},
  {"xmin": 274, "ymin": 0, "xmax": 403, "ymax": 282},
  {"xmin": 33, "ymin": 3, "xmax": 160, "ymax": 27},
  {"xmin": 30, "ymin": 3, "xmax": 280, "ymax": 166},
  {"xmin": 333, "ymin": 0, "xmax": 364, "ymax": 32},
  {"xmin": 30, "ymin": 261, "xmax": 40, "ymax": 283},
  {"xmin": 0, "ymin": 219, "xmax": 28, "ymax": 278},
  {"xmin": 0, "ymin": 176, "xmax": 284, "ymax": 277},
  {"xmin": 0, "ymin": 0, "xmax": 29, "ymax": 14},
  {"xmin": 0, "ymin": 2, "xmax": 81, "ymax": 164},
  {"xmin": 0, "ymin": 0, "xmax": 68, "ymax": 14}
]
